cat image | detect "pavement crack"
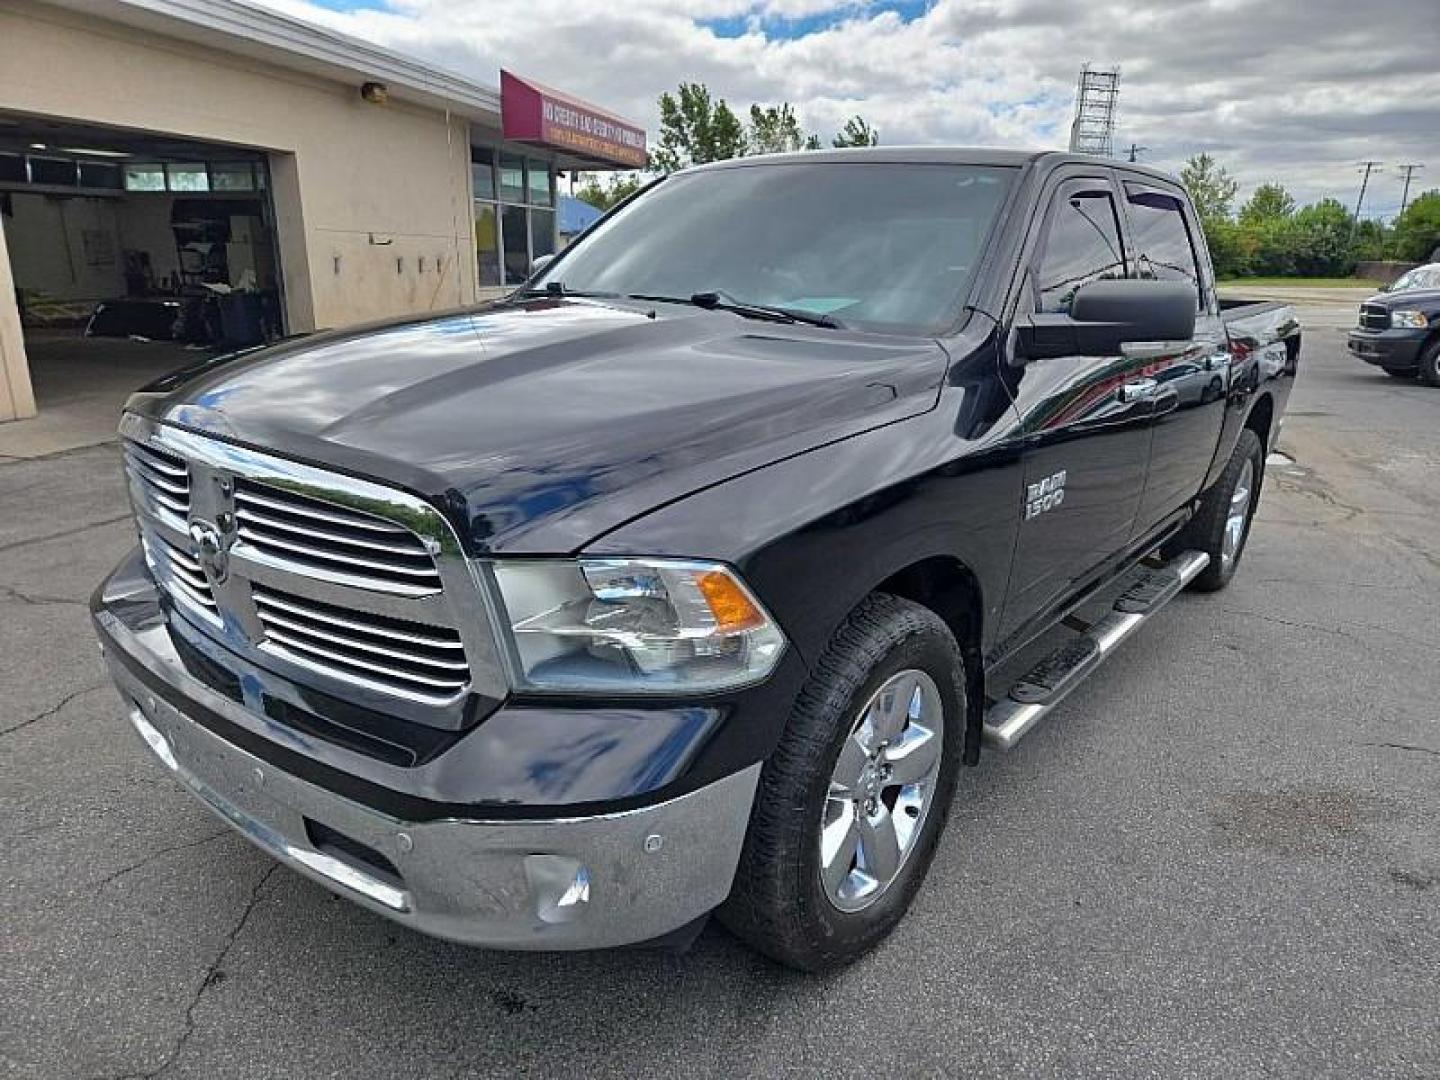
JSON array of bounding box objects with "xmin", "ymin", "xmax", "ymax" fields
[
  {"xmin": 0, "ymin": 513, "xmax": 133, "ymax": 555},
  {"xmin": 0, "ymin": 681, "xmax": 107, "ymax": 738},
  {"xmin": 126, "ymin": 864, "xmax": 278, "ymax": 1079},
  {"xmin": 1360, "ymin": 742, "xmax": 1440, "ymax": 759},
  {"xmin": 0, "ymin": 582, "xmax": 90, "ymax": 608},
  {"xmin": 92, "ymin": 830, "xmax": 233, "ymax": 893}
]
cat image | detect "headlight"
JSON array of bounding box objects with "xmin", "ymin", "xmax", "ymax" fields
[
  {"xmin": 1391, "ymin": 310, "xmax": 1428, "ymax": 329},
  {"xmin": 492, "ymin": 558, "xmax": 786, "ymax": 692}
]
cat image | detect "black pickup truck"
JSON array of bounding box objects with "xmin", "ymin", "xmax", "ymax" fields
[
  {"xmin": 94, "ymin": 149, "xmax": 1298, "ymax": 971},
  {"xmin": 1346, "ymin": 262, "xmax": 1440, "ymax": 384}
]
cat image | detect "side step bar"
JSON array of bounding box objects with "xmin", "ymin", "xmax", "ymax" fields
[{"xmin": 982, "ymin": 550, "xmax": 1210, "ymax": 750}]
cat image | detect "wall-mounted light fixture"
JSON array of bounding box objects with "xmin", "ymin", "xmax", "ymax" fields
[{"xmin": 360, "ymin": 81, "xmax": 389, "ymax": 105}]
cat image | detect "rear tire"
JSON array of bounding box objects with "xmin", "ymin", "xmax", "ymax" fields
[
  {"xmin": 718, "ymin": 594, "xmax": 964, "ymax": 971},
  {"xmin": 1173, "ymin": 428, "xmax": 1264, "ymax": 593},
  {"xmin": 1418, "ymin": 340, "xmax": 1440, "ymax": 387}
]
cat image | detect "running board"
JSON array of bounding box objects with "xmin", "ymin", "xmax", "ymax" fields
[{"xmin": 982, "ymin": 550, "xmax": 1210, "ymax": 750}]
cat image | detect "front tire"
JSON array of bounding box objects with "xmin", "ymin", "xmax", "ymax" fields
[
  {"xmin": 1418, "ymin": 340, "xmax": 1440, "ymax": 387},
  {"xmin": 718, "ymin": 594, "xmax": 964, "ymax": 971}
]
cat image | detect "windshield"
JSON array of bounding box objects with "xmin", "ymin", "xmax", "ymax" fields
[
  {"xmin": 536, "ymin": 162, "xmax": 1017, "ymax": 336},
  {"xmin": 1389, "ymin": 264, "xmax": 1440, "ymax": 293}
]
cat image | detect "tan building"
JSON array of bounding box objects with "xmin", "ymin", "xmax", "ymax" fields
[{"xmin": 0, "ymin": 0, "xmax": 644, "ymax": 426}]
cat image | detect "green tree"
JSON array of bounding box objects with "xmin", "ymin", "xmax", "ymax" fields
[
  {"xmin": 574, "ymin": 173, "xmax": 644, "ymax": 212},
  {"xmin": 746, "ymin": 103, "xmax": 820, "ymax": 155},
  {"xmin": 651, "ymin": 83, "xmax": 748, "ymax": 173},
  {"xmin": 1238, "ymin": 183, "xmax": 1295, "ymax": 224},
  {"xmin": 831, "ymin": 115, "xmax": 879, "ymax": 148},
  {"xmin": 1390, "ymin": 190, "xmax": 1440, "ymax": 261},
  {"xmin": 1180, "ymin": 153, "xmax": 1239, "ymax": 223},
  {"xmin": 1288, "ymin": 198, "xmax": 1359, "ymax": 276}
]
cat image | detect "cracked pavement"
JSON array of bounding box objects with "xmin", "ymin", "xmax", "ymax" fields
[{"xmin": 2, "ymin": 305, "xmax": 1437, "ymax": 1078}]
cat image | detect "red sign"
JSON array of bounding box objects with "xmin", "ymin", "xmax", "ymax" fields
[{"xmin": 501, "ymin": 70, "xmax": 647, "ymax": 169}]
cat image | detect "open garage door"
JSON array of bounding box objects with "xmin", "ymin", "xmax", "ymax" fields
[{"xmin": 0, "ymin": 114, "xmax": 285, "ymax": 439}]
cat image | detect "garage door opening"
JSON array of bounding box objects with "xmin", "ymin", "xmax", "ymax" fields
[{"xmin": 0, "ymin": 113, "xmax": 285, "ymax": 435}]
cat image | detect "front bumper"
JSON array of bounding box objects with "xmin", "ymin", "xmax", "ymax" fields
[
  {"xmin": 1346, "ymin": 328, "xmax": 1424, "ymax": 369},
  {"xmin": 97, "ymin": 592, "xmax": 760, "ymax": 951}
]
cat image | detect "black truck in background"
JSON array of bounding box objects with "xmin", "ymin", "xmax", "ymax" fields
[
  {"xmin": 95, "ymin": 149, "xmax": 1299, "ymax": 971},
  {"xmin": 1347, "ymin": 262, "xmax": 1440, "ymax": 384}
]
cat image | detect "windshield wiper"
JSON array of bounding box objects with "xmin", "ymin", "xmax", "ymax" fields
[
  {"xmin": 628, "ymin": 291, "xmax": 844, "ymax": 329},
  {"xmin": 519, "ymin": 282, "xmax": 621, "ymax": 299}
]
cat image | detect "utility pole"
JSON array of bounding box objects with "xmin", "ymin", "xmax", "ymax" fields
[
  {"xmin": 1125, "ymin": 143, "xmax": 1148, "ymax": 163},
  {"xmin": 1354, "ymin": 160, "xmax": 1382, "ymax": 222},
  {"xmin": 1396, "ymin": 163, "xmax": 1424, "ymax": 216}
]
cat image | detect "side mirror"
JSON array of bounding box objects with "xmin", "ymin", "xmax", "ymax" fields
[
  {"xmin": 1014, "ymin": 279, "xmax": 1198, "ymax": 362},
  {"xmin": 529, "ymin": 253, "xmax": 556, "ymax": 276}
]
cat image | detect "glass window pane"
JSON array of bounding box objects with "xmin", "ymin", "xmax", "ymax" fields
[
  {"xmin": 527, "ymin": 159, "xmax": 552, "ymax": 206},
  {"xmin": 0, "ymin": 154, "xmax": 27, "ymax": 183},
  {"xmin": 502, "ymin": 203, "xmax": 529, "ymax": 284},
  {"xmin": 1125, "ymin": 190, "xmax": 1202, "ymax": 309},
  {"xmin": 123, "ymin": 164, "xmax": 166, "ymax": 191},
  {"xmin": 475, "ymin": 202, "xmax": 501, "ymax": 287},
  {"xmin": 1036, "ymin": 192, "xmax": 1125, "ymax": 314},
  {"xmin": 211, "ymin": 163, "xmax": 255, "ymax": 191},
  {"xmin": 30, "ymin": 158, "xmax": 77, "ymax": 186},
  {"xmin": 167, "ymin": 163, "xmax": 209, "ymax": 192},
  {"xmin": 78, "ymin": 161, "xmax": 123, "ymax": 189},
  {"xmin": 529, "ymin": 209, "xmax": 556, "ymax": 261},
  {"xmin": 498, "ymin": 153, "xmax": 525, "ymax": 203},
  {"xmin": 471, "ymin": 147, "xmax": 495, "ymax": 200}
]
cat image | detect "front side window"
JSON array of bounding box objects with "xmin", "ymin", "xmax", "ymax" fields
[
  {"xmin": 1125, "ymin": 189, "xmax": 1202, "ymax": 308},
  {"xmin": 536, "ymin": 163, "xmax": 1016, "ymax": 335},
  {"xmin": 1035, "ymin": 189, "xmax": 1126, "ymax": 314}
]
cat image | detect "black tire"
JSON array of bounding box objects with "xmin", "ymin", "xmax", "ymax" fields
[
  {"xmin": 718, "ymin": 594, "xmax": 965, "ymax": 971},
  {"xmin": 1173, "ymin": 428, "xmax": 1264, "ymax": 592},
  {"xmin": 1418, "ymin": 340, "xmax": 1440, "ymax": 388},
  {"xmin": 1382, "ymin": 367, "xmax": 1417, "ymax": 380}
]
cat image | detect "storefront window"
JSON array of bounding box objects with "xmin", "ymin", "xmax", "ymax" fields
[
  {"xmin": 123, "ymin": 164, "xmax": 165, "ymax": 191},
  {"xmin": 498, "ymin": 153, "xmax": 525, "ymax": 203},
  {"xmin": 502, "ymin": 203, "xmax": 529, "ymax": 284},
  {"xmin": 167, "ymin": 163, "xmax": 209, "ymax": 192},
  {"xmin": 475, "ymin": 203, "xmax": 501, "ymax": 287},
  {"xmin": 471, "ymin": 147, "xmax": 495, "ymax": 200},
  {"xmin": 527, "ymin": 158, "xmax": 552, "ymax": 207},
  {"xmin": 29, "ymin": 158, "xmax": 77, "ymax": 186},
  {"xmin": 211, "ymin": 163, "xmax": 255, "ymax": 191},
  {"xmin": 530, "ymin": 209, "xmax": 556, "ymax": 262},
  {"xmin": 78, "ymin": 161, "xmax": 123, "ymax": 189}
]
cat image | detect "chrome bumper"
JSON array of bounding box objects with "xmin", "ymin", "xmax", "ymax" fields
[{"xmin": 102, "ymin": 641, "xmax": 759, "ymax": 951}]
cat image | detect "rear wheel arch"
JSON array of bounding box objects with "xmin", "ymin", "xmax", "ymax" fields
[{"xmin": 1244, "ymin": 391, "xmax": 1275, "ymax": 454}]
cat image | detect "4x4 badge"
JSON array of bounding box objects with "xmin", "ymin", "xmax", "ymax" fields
[{"xmin": 189, "ymin": 520, "xmax": 230, "ymax": 584}]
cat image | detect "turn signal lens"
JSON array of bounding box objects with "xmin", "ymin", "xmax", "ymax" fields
[{"xmin": 697, "ymin": 570, "xmax": 766, "ymax": 632}]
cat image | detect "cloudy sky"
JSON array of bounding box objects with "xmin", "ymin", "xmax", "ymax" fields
[{"xmin": 262, "ymin": 0, "xmax": 1436, "ymax": 219}]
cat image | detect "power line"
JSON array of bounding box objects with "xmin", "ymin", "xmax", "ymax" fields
[{"xmin": 1396, "ymin": 163, "xmax": 1424, "ymax": 217}]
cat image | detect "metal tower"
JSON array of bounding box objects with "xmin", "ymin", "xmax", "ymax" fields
[{"xmin": 1068, "ymin": 64, "xmax": 1121, "ymax": 157}]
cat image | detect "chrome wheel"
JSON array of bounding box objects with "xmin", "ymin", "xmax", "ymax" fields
[
  {"xmin": 820, "ymin": 669, "xmax": 944, "ymax": 912},
  {"xmin": 1221, "ymin": 459, "xmax": 1254, "ymax": 569}
]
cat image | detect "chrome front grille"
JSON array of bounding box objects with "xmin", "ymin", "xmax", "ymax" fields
[
  {"xmin": 124, "ymin": 438, "xmax": 191, "ymax": 525},
  {"xmin": 116, "ymin": 414, "xmax": 506, "ymax": 724},
  {"xmin": 234, "ymin": 479, "xmax": 442, "ymax": 595},
  {"xmin": 253, "ymin": 585, "xmax": 469, "ymax": 699},
  {"xmin": 1359, "ymin": 303, "xmax": 1389, "ymax": 331}
]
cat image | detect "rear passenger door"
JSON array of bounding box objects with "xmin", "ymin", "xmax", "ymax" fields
[
  {"xmin": 1000, "ymin": 173, "xmax": 1155, "ymax": 641},
  {"xmin": 1120, "ymin": 180, "xmax": 1231, "ymax": 537}
]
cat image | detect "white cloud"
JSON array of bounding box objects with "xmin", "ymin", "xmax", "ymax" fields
[{"xmin": 258, "ymin": 0, "xmax": 1437, "ymax": 219}]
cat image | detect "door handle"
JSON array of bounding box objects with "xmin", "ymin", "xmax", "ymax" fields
[{"xmin": 1118, "ymin": 378, "xmax": 1158, "ymax": 403}]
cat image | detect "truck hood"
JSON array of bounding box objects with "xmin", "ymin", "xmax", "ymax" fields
[
  {"xmin": 133, "ymin": 297, "xmax": 948, "ymax": 553},
  {"xmin": 1365, "ymin": 287, "xmax": 1440, "ymax": 309}
]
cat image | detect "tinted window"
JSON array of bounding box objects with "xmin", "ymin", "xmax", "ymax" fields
[
  {"xmin": 1126, "ymin": 190, "xmax": 1201, "ymax": 307},
  {"xmin": 536, "ymin": 163, "xmax": 1016, "ymax": 336},
  {"xmin": 1035, "ymin": 190, "xmax": 1125, "ymax": 313},
  {"xmin": 29, "ymin": 158, "xmax": 77, "ymax": 186}
]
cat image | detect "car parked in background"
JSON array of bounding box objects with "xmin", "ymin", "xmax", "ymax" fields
[{"xmin": 1348, "ymin": 263, "xmax": 1440, "ymax": 385}]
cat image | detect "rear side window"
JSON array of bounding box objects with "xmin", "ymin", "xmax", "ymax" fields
[
  {"xmin": 1035, "ymin": 190, "xmax": 1126, "ymax": 313},
  {"xmin": 1125, "ymin": 188, "xmax": 1202, "ymax": 309}
]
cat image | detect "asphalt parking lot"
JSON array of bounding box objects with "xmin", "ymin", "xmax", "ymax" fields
[{"xmin": 2, "ymin": 290, "xmax": 1436, "ymax": 1079}]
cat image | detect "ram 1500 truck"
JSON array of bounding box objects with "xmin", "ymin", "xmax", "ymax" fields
[
  {"xmin": 93, "ymin": 149, "xmax": 1299, "ymax": 971},
  {"xmin": 1346, "ymin": 263, "xmax": 1440, "ymax": 384}
]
